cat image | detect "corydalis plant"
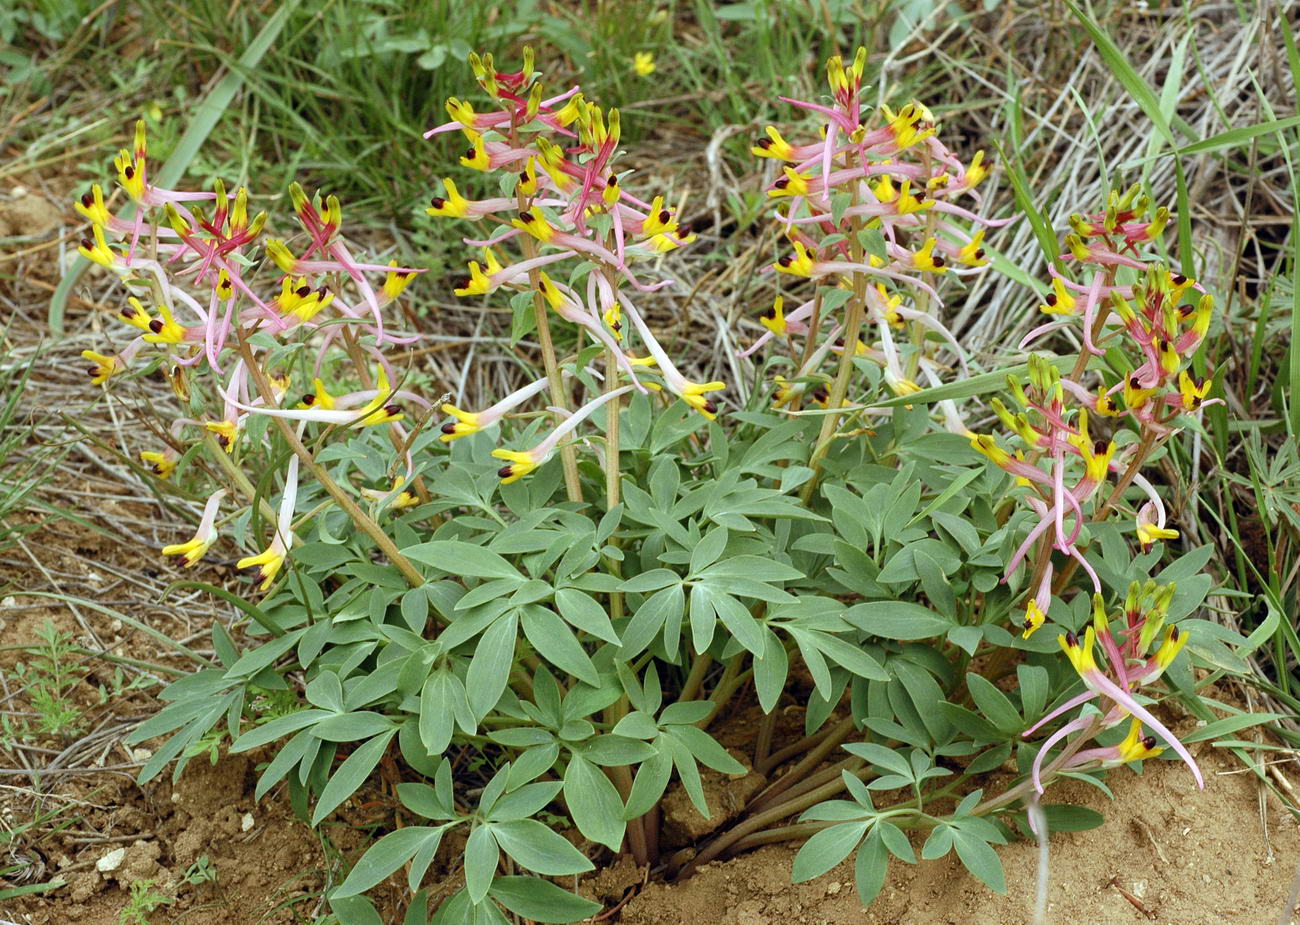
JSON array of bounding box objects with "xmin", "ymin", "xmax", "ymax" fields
[
  {"xmin": 76, "ymin": 121, "xmax": 429, "ymax": 591},
  {"xmin": 425, "ymin": 50, "xmax": 718, "ymax": 498}
]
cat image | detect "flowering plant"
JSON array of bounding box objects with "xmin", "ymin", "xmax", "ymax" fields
[{"xmin": 71, "ymin": 48, "xmax": 1262, "ymax": 922}]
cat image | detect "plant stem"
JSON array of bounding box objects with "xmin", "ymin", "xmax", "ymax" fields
[
  {"xmin": 800, "ymin": 224, "xmax": 869, "ymax": 503},
  {"xmin": 236, "ymin": 336, "xmax": 425, "ymax": 589},
  {"xmin": 745, "ymin": 716, "xmax": 856, "ymax": 809},
  {"xmin": 677, "ymin": 651, "xmax": 714, "ymax": 704},
  {"xmin": 670, "ymin": 766, "xmax": 858, "ymax": 879}
]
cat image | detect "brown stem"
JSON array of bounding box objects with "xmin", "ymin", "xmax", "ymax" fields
[
  {"xmin": 744, "ymin": 757, "xmax": 858, "ymax": 816},
  {"xmin": 744, "ymin": 716, "xmax": 856, "ymax": 810},
  {"xmin": 670, "ymin": 766, "xmax": 858, "ymax": 879},
  {"xmin": 677, "ymin": 651, "xmax": 713, "ymax": 704},
  {"xmin": 755, "ymin": 720, "xmax": 839, "ymax": 776},
  {"xmin": 754, "ymin": 710, "xmax": 777, "ymax": 770}
]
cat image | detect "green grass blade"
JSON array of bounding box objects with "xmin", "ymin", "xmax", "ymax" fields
[
  {"xmin": 48, "ymin": 0, "xmax": 301, "ymax": 336},
  {"xmin": 1064, "ymin": 0, "xmax": 1175, "ymax": 146},
  {"xmin": 866, "ymin": 356, "xmax": 1074, "ymax": 409}
]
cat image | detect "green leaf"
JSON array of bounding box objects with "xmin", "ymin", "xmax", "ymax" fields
[
  {"xmin": 403, "ymin": 540, "xmax": 523, "ymax": 580},
  {"xmin": 312, "ymin": 711, "xmax": 395, "ymax": 742},
  {"xmin": 231, "ymin": 709, "xmax": 330, "ymax": 753},
  {"xmin": 463, "ymin": 825, "xmax": 499, "ymax": 905},
  {"xmin": 1181, "ymin": 712, "xmax": 1287, "ymax": 744},
  {"xmin": 334, "ymin": 826, "xmax": 445, "ymax": 898},
  {"xmin": 843, "ymin": 742, "xmax": 911, "ymax": 778},
  {"xmin": 620, "ymin": 583, "xmax": 684, "ymax": 657},
  {"xmin": 466, "ymin": 611, "xmax": 518, "ymax": 719},
  {"xmin": 555, "ymin": 588, "xmax": 620, "ymax": 644},
  {"xmin": 752, "ymin": 627, "xmax": 789, "ymax": 713},
  {"xmin": 563, "ymin": 754, "xmax": 626, "ymax": 850},
  {"xmin": 854, "ymin": 827, "xmax": 889, "ymax": 906},
  {"xmin": 490, "ymin": 876, "xmax": 602, "ymax": 923},
  {"xmin": 312, "ymin": 730, "xmax": 395, "ymax": 825},
  {"xmin": 329, "ymin": 894, "xmax": 384, "ymax": 925},
  {"xmin": 846, "ymin": 602, "xmax": 954, "ymax": 640},
  {"xmin": 953, "ymin": 831, "xmax": 1006, "ymax": 893},
  {"xmin": 791, "ymin": 821, "xmax": 869, "ymax": 882},
  {"xmin": 965, "ymin": 674, "xmax": 1022, "ymax": 733},
  {"xmin": 521, "ymin": 606, "xmax": 599, "ymax": 687},
  {"xmin": 491, "ymin": 819, "xmax": 594, "ymax": 876}
]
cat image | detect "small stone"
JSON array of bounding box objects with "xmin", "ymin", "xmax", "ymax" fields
[
  {"xmin": 241, "ymin": 812, "xmax": 254, "ymax": 832},
  {"xmin": 132, "ymin": 748, "xmax": 153, "ymax": 762},
  {"xmin": 11, "ymin": 186, "xmax": 27, "ymax": 198},
  {"xmin": 96, "ymin": 847, "xmax": 126, "ymax": 872},
  {"xmin": 826, "ymin": 881, "xmax": 842, "ymax": 895},
  {"xmin": 110, "ymin": 618, "xmax": 123, "ymax": 633},
  {"xmin": 2, "ymin": 596, "xmax": 14, "ymax": 608}
]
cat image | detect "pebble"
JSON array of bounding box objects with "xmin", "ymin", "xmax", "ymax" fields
[
  {"xmin": 241, "ymin": 812, "xmax": 255, "ymax": 832},
  {"xmin": 96, "ymin": 847, "xmax": 125, "ymax": 872}
]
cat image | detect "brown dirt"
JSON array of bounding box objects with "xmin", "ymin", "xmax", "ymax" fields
[{"xmin": 622, "ymin": 745, "xmax": 1300, "ymax": 925}]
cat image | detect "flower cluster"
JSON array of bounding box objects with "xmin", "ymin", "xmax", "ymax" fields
[
  {"xmin": 1024, "ymin": 582, "xmax": 1201, "ymax": 791},
  {"xmin": 423, "ymin": 51, "xmax": 720, "ymax": 481},
  {"xmin": 969, "ymin": 189, "xmax": 1217, "ymax": 791},
  {"xmin": 969, "ymin": 188, "xmax": 1217, "ymax": 635},
  {"xmin": 741, "ymin": 49, "xmax": 1007, "ymax": 420},
  {"xmin": 76, "ymin": 121, "xmax": 427, "ymax": 589}
]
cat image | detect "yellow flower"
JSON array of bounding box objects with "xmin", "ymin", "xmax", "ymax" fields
[
  {"xmin": 751, "ymin": 126, "xmax": 796, "ymax": 162},
  {"xmin": 118, "ymin": 297, "xmax": 153, "ymax": 333},
  {"xmin": 454, "ymin": 249, "xmax": 504, "ymax": 297},
  {"xmin": 968, "ymin": 432, "xmax": 1010, "ymax": 468},
  {"xmin": 768, "ymin": 167, "xmax": 813, "ymax": 199},
  {"xmin": 426, "ymin": 178, "xmax": 472, "ymax": 218},
  {"xmin": 1136, "ymin": 518, "xmax": 1179, "ymax": 549},
  {"xmin": 678, "ymin": 379, "xmax": 726, "ymax": 420},
  {"xmin": 140, "ymin": 450, "xmax": 176, "ymax": 479},
  {"xmin": 633, "ymin": 52, "xmax": 656, "ymax": 76},
  {"xmin": 911, "ymin": 238, "xmax": 946, "ymax": 273},
  {"xmin": 964, "ymin": 150, "xmax": 989, "ymax": 188},
  {"xmin": 439, "ymin": 403, "xmax": 482, "ymax": 442},
  {"xmin": 1059, "ymin": 626, "xmax": 1099, "ymax": 678},
  {"xmin": 237, "ymin": 543, "xmax": 285, "ymax": 591},
  {"xmin": 74, "ymin": 184, "xmax": 111, "ymax": 226},
  {"xmin": 78, "ymin": 224, "xmax": 118, "ymax": 270},
  {"xmin": 1177, "ymin": 370, "xmax": 1211, "ymax": 412},
  {"xmin": 641, "ymin": 196, "xmax": 678, "ymax": 237},
  {"xmin": 760, "ymin": 296, "xmax": 787, "ymax": 336},
  {"xmin": 1037, "ymin": 277, "xmax": 1076, "ymax": 315},
  {"xmin": 82, "ymin": 350, "xmax": 124, "ymax": 385},
  {"xmin": 298, "ymin": 378, "xmax": 336, "ymax": 410},
  {"xmin": 382, "ymin": 260, "xmax": 415, "ymax": 301},
  {"xmin": 142, "ymin": 299, "xmax": 187, "ymax": 344},
  {"xmin": 774, "ymin": 240, "xmax": 815, "ymax": 277},
  {"xmin": 205, "ymin": 418, "xmax": 240, "ymax": 453},
  {"xmin": 362, "ymin": 476, "xmax": 419, "ymax": 509},
  {"xmin": 511, "ymin": 207, "xmax": 556, "ymax": 243},
  {"xmin": 460, "ymin": 136, "xmax": 492, "ymax": 171},
  {"xmin": 1021, "ymin": 599, "xmax": 1046, "ymax": 639},
  {"xmin": 1115, "ymin": 717, "xmax": 1165, "ymax": 763},
  {"xmin": 162, "ymin": 535, "xmax": 213, "ymax": 568},
  {"xmin": 491, "ymin": 448, "xmax": 539, "ymax": 484},
  {"xmin": 264, "ymin": 239, "xmax": 301, "ymax": 274},
  {"xmin": 957, "ymin": 230, "xmax": 987, "ymax": 267}
]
